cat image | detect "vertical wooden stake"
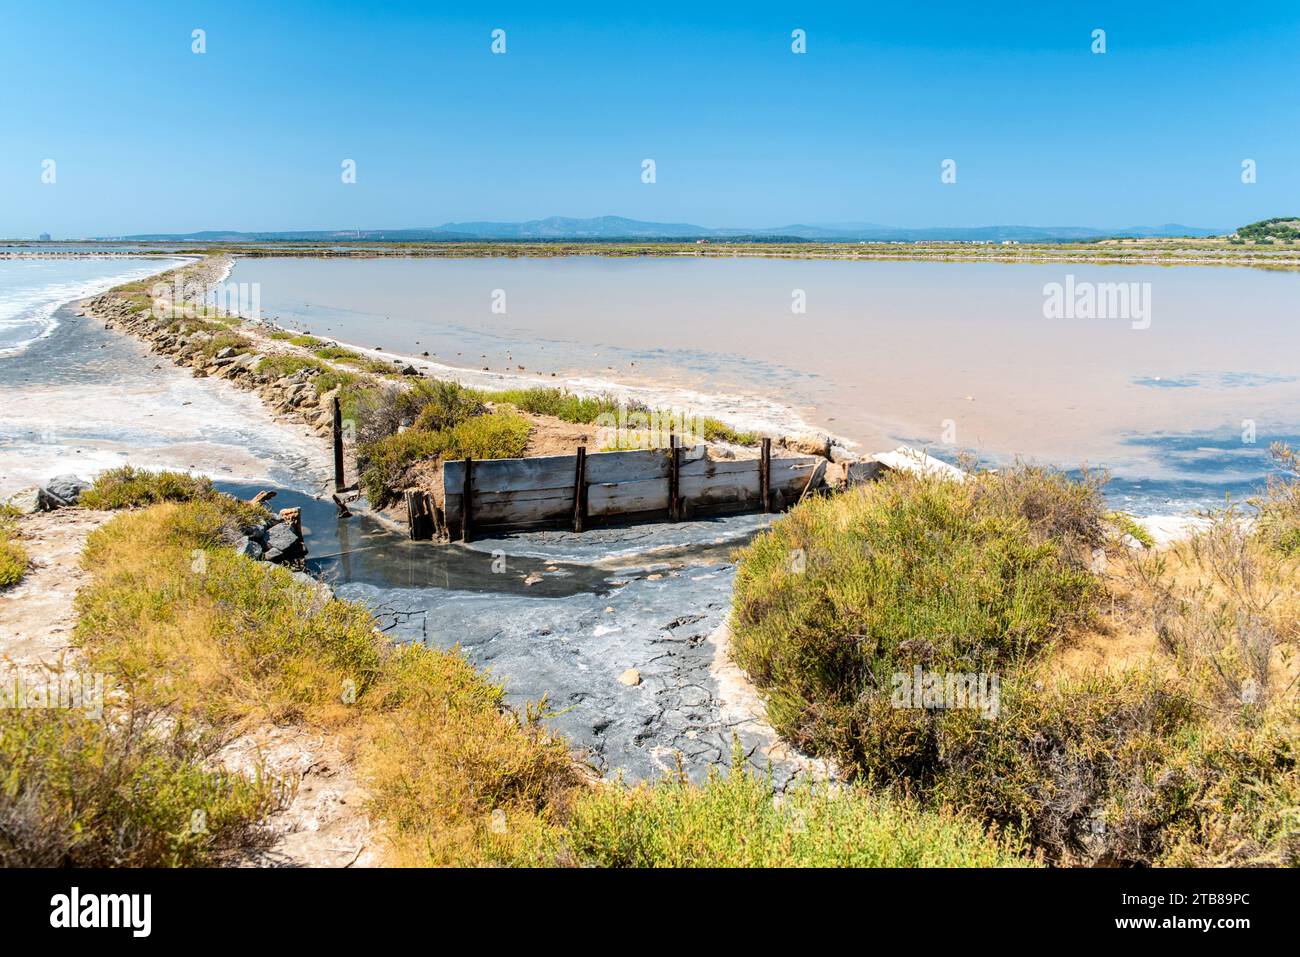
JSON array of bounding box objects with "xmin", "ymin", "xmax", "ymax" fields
[
  {"xmin": 760, "ymin": 437, "xmax": 771, "ymax": 513},
  {"xmin": 572, "ymin": 446, "xmax": 587, "ymax": 533},
  {"xmin": 668, "ymin": 435, "xmax": 681, "ymax": 522},
  {"xmin": 461, "ymin": 456, "xmax": 474, "ymax": 542},
  {"xmin": 332, "ymin": 396, "xmax": 345, "ymax": 492}
]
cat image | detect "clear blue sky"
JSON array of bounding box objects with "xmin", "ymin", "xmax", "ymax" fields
[{"xmin": 2, "ymin": 0, "xmax": 1297, "ymax": 236}]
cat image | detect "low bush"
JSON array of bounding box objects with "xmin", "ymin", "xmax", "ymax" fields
[
  {"xmin": 78, "ymin": 466, "xmax": 217, "ymax": 510},
  {"xmin": 0, "ymin": 513, "xmax": 26, "ymax": 588},
  {"xmin": 700, "ymin": 417, "xmax": 759, "ymax": 446},
  {"xmin": 0, "ymin": 706, "xmax": 279, "ymax": 866},
  {"xmin": 256, "ymin": 354, "xmax": 327, "ymax": 378},
  {"xmin": 357, "ymin": 431, "xmax": 445, "ymax": 508},
  {"xmin": 731, "ymin": 467, "xmax": 1101, "ymax": 740},
  {"xmin": 198, "ymin": 331, "xmax": 252, "ymax": 358},
  {"xmin": 358, "ymin": 412, "xmax": 530, "ymax": 507},
  {"xmin": 71, "ymin": 494, "xmax": 582, "ymax": 867},
  {"xmin": 1253, "ymin": 443, "xmax": 1300, "ymax": 555},
  {"xmin": 481, "ymin": 386, "xmax": 623, "ymax": 424},
  {"xmin": 412, "ymin": 380, "xmax": 485, "ymax": 433},
  {"xmin": 76, "ymin": 498, "xmax": 376, "ymax": 728},
  {"xmin": 731, "ymin": 462, "xmax": 1300, "ymax": 866},
  {"xmin": 313, "ymin": 346, "xmax": 394, "ymax": 374},
  {"xmin": 547, "ymin": 747, "xmax": 1035, "ymax": 868}
]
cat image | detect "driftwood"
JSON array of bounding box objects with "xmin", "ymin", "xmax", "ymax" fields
[{"xmin": 250, "ymin": 490, "xmax": 276, "ymax": 506}]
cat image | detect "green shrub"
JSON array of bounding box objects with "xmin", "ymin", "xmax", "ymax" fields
[
  {"xmin": 700, "ymin": 418, "xmax": 759, "ymax": 446},
  {"xmin": 79, "ymin": 466, "xmax": 217, "ymax": 510},
  {"xmin": 71, "ymin": 494, "xmax": 581, "ymax": 868},
  {"xmin": 0, "ymin": 515, "xmax": 26, "ymax": 588},
  {"xmin": 441, "ymin": 411, "xmax": 530, "ymax": 460},
  {"xmin": 314, "ymin": 346, "xmax": 394, "ymax": 373},
  {"xmin": 482, "ymin": 387, "xmax": 623, "ymax": 424},
  {"xmin": 358, "ymin": 431, "xmax": 446, "ymax": 508},
  {"xmin": 731, "ymin": 468, "xmax": 1101, "ymax": 742},
  {"xmin": 1107, "ymin": 511, "xmax": 1154, "ymax": 548},
  {"xmin": 76, "ymin": 498, "xmax": 378, "ymax": 726},
  {"xmin": 257, "ymin": 354, "xmax": 327, "ymax": 378},
  {"xmin": 0, "ymin": 706, "xmax": 279, "ymax": 867},
  {"xmin": 412, "ymin": 380, "xmax": 485, "ymax": 433},
  {"xmin": 198, "ymin": 331, "xmax": 252, "ymax": 358},
  {"xmin": 358, "ymin": 412, "xmax": 530, "ymax": 507},
  {"xmin": 546, "ymin": 745, "xmax": 1035, "ymax": 867},
  {"xmin": 1253, "ymin": 443, "xmax": 1300, "ymax": 555},
  {"xmin": 731, "ymin": 464, "xmax": 1300, "ymax": 866}
]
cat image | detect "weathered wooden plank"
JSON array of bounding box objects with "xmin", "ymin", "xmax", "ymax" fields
[
  {"xmin": 585, "ymin": 448, "xmax": 677, "ymax": 484},
  {"xmin": 587, "ymin": 479, "xmax": 670, "ymax": 517},
  {"xmin": 465, "ymin": 495, "xmax": 573, "ymax": 526}
]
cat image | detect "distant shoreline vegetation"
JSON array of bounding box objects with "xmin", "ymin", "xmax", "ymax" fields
[{"xmin": 1234, "ymin": 216, "xmax": 1300, "ymax": 243}]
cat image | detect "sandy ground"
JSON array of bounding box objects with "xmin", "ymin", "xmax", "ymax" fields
[{"xmin": 0, "ymin": 509, "xmax": 107, "ymax": 680}]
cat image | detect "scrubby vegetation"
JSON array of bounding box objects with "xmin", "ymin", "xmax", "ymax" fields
[
  {"xmin": 1237, "ymin": 217, "xmax": 1300, "ymax": 242},
  {"xmin": 1252, "ymin": 442, "xmax": 1300, "ymax": 555},
  {"xmin": 0, "ymin": 509, "xmax": 27, "ymax": 588},
  {"xmin": 0, "ymin": 706, "xmax": 279, "ymax": 866},
  {"xmin": 78, "ymin": 466, "xmax": 218, "ymax": 510},
  {"xmin": 1107, "ymin": 510, "xmax": 1154, "ymax": 548},
  {"xmin": 544, "ymin": 748, "xmax": 1035, "ymax": 867},
  {"xmin": 18, "ymin": 471, "xmax": 1025, "ymax": 867},
  {"xmin": 359, "ymin": 411, "xmax": 530, "ymax": 507},
  {"xmin": 482, "ymin": 386, "xmax": 622, "ymax": 424},
  {"xmin": 256, "ymin": 354, "xmax": 328, "ymax": 379},
  {"xmin": 198, "ymin": 331, "xmax": 252, "ymax": 358},
  {"xmin": 68, "ymin": 489, "xmax": 582, "ymax": 865},
  {"xmin": 731, "ymin": 463, "xmax": 1300, "ymax": 866}
]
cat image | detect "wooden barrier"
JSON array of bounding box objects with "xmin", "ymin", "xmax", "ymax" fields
[{"xmin": 442, "ymin": 446, "xmax": 823, "ymax": 538}]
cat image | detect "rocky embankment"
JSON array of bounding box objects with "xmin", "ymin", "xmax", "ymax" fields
[{"xmin": 82, "ymin": 288, "xmax": 347, "ymax": 450}]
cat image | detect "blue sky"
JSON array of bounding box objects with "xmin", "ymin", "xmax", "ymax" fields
[{"xmin": 2, "ymin": 0, "xmax": 1297, "ymax": 236}]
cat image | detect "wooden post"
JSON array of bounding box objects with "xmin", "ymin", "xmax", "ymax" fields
[
  {"xmin": 760, "ymin": 437, "xmax": 771, "ymax": 513},
  {"xmin": 331, "ymin": 396, "xmax": 345, "ymax": 492},
  {"xmin": 668, "ymin": 435, "xmax": 681, "ymax": 522},
  {"xmin": 461, "ymin": 456, "xmax": 474, "ymax": 542},
  {"xmin": 405, "ymin": 491, "xmax": 432, "ymax": 540},
  {"xmin": 572, "ymin": 446, "xmax": 587, "ymax": 533}
]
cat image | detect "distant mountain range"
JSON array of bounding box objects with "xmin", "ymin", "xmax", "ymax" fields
[{"xmin": 109, "ymin": 216, "xmax": 1225, "ymax": 244}]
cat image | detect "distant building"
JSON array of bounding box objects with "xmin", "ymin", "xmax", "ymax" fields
[{"xmin": 38, "ymin": 232, "xmax": 51, "ymax": 241}]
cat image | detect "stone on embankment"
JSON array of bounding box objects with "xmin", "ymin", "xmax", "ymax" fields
[
  {"xmin": 262, "ymin": 521, "xmax": 305, "ymax": 562},
  {"xmin": 36, "ymin": 475, "xmax": 91, "ymax": 511},
  {"xmin": 5, "ymin": 488, "xmax": 41, "ymax": 514},
  {"xmin": 234, "ymin": 536, "xmax": 264, "ymax": 561},
  {"xmin": 618, "ymin": 668, "xmax": 642, "ymax": 687},
  {"xmin": 782, "ymin": 433, "xmax": 831, "ymax": 458}
]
